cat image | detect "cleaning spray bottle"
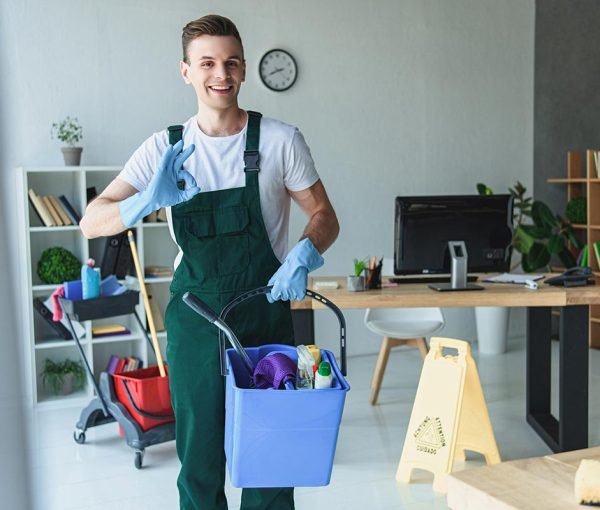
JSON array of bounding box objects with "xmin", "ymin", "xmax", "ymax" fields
[
  {"xmin": 314, "ymin": 361, "xmax": 333, "ymax": 389},
  {"xmin": 81, "ymin": 258, "xmax": 100, "ymax": 299}
]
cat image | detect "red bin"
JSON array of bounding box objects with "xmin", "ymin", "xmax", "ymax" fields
[{"xmin": 113, "ymin": 365, "xmax": 175, "ymax": 431}]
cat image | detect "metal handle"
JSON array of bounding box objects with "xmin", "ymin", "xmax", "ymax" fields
[{"xmin": 218, "ymin": 286, "xmax": 347, "ymax": 376}]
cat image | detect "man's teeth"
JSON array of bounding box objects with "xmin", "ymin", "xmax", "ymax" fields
[{"xmin": 210, "ymin": 86, "xmax": 230, "ymax": 90}]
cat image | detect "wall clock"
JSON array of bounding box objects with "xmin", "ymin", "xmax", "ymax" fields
[{"xmin": 259, "ymin": 49, "xmax": 298, "ymax": 92}]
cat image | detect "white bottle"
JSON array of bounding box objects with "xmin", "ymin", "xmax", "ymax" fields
[{"xmin": 314, "ymin": 361, "xmax": 333, "ymax": 389}]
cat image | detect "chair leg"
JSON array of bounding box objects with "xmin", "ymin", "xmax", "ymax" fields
[
  {"xmin": 404, "ymin": 337, "xmax": 428, "ymax": 360},
  {"xmin": 370, "ymin": 336, "xmax": 393, "ymax": 405}
]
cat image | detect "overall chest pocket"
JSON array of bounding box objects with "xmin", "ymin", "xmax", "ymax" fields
[{"xmin": 182, "ymin": 205, "xmax": 250, "ymax": 277}]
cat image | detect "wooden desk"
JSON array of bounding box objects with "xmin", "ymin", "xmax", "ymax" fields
[
  {"xmin": 292, "ymin": 277, "xmax": 600, "ymax": 453},
  {"xmin": 446, "ymin": 446, "xmax": 600, "ymax": 509}
]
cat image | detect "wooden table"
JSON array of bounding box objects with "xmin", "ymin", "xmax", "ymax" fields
[
  {"xmin": 446, "ymin": 446, "xmax": 600, "ymax": 509},
  {"xmin": 291, "ymin": 276, "xmax": 600, "ymax": 453}
]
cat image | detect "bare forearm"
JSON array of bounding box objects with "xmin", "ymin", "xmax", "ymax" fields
[
  {"xmin": 80, "ymin": 198, "xmax": 127, "ymax": 239},
  {"xmin": 300, "ymin": 209, "xmax": 339, "ymax": 254}
]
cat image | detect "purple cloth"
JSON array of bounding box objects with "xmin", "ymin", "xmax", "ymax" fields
[{"xmin": 253, "ymin": 353, "xmax": 297, "ymax": 389}]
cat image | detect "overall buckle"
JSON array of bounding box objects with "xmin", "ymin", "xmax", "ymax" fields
[{"xmin": 244, "ymin": 150, "xmax": 260, "ymax": 172}]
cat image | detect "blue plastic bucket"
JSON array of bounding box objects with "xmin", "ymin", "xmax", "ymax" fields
[{"xmin": 224, "ymin": 344, "xmax": 350, "ymax": 488}]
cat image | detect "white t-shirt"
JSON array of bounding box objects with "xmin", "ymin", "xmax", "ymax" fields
[{"xmin": 118, "ymin": 114, "xmax": 319, "ymax": 266}]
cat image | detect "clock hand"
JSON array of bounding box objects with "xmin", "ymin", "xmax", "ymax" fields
[{"xmin": 268, "ymin": 67, "xmax": 285, "ymax": 76}]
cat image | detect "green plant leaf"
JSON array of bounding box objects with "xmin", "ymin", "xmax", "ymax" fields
[
  {"xmin": 547, "ymin": 234, "xmax": 565, "ymax": 255},
  {"xmin": 476, "ymin": 183, "xmax": 493, "ymax": 195},
  {"xmin": 520, "ymin": 224, "xmax": 552, "ymax": 240},
  {"xmin": 522, "ymin": 242, "xmax": 551, "ymax": 272},
  {"xmin": 531, "ymin": 201, "xmax": 558, "ymax": 230},
  {"xmin": 513, "ymin": 225, "xmax": 535, "ymax": 253}
]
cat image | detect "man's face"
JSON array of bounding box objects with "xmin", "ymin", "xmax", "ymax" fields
[{"xmin": 180, "ymin": 35, "xmax": 246, "ymax": 111}]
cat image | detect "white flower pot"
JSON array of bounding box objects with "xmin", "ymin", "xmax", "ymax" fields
[{"xmin": 475, "ymin": 306, "xmax": 510, "ymax": 354}]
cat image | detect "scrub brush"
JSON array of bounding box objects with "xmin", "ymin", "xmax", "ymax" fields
[{"xmin": 575, "ymin": 459, "xmax": 600, "ymax": 506}]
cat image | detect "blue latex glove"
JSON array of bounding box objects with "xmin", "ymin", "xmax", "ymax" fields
[
  {"xmin": 119, "ymin": 140, "xmax": 199, "ymax": 227},
  {"xmin": 267, "ymin": 238, "xmax": 324, "ymax": 302}
]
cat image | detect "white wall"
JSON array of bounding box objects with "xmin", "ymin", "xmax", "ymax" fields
[{"xmin": 1, "ymin": 0, "xmax": 534, "ymax": 393}]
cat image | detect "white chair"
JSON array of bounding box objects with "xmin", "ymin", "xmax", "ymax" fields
[{"xmin": 364, "ymin": 307, "xmax": 445, "ymax": 405}]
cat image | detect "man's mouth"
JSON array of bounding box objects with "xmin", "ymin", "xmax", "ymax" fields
[{"xmin": 209, "ymin": 85, "xmax": 233, "ymax": 93}]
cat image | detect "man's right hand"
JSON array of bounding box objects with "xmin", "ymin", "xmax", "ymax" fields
[{"xmin": 119, "ymin": 140, "xmax": 200, "ymax": 227}]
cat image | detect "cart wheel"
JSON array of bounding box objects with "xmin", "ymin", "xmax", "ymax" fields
[
  {"xmin": 134, "ymin": 450, "xmax": 144, "ymax": 469},
  {"xmin": 73, "ymin": 430, "xmax": 86, "ymax": 444}
]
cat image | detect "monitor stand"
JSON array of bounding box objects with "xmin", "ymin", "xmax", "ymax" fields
[{"xmin": 429, "ymin": 241, "xmax": 484, "ymax": 292}]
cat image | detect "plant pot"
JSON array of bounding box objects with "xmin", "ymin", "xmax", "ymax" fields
[
  {"xmin": 61, "ymin": 147, "xmax": 83, "ymax": 166},
  {"xmin": 347, "ymin": 275, "xmax": 365, "ymax": 291},
  {"xmin": 59, "ymin": 372, "xmax": 75, "ymax": 395},
  {"xmin": 474, "ymin": 306, "xmax": 510, "ymax": 355}
]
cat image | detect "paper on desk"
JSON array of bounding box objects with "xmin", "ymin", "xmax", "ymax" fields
[{"xmin": 482, "ymin": 273, "xmax": 545, "ymax": 284}]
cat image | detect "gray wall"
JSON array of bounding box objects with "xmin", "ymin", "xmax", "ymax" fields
[{"xmin": 534, "ymin": 0, "xmax": 600, "ymax": 209}]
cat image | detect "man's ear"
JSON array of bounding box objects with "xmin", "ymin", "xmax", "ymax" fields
[
  {"xmin": 241, "ymin": 60, "xmax": 246, "ymax": 82},
  {"xmin": 180, "ymin": 60, "xmax": 191, "ymax": 84}
]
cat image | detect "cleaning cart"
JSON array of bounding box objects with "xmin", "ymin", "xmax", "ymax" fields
[
  {"xmin": 62, "ymin": 290, "xmax": 175, "ymax": 469},
  {"xmin": 183, "ymin": 286, "xmax": 350, "ymax": 488}
]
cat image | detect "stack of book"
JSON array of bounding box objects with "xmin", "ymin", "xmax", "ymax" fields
[
  {"xmin": 92, "ymin": 324, "xmax": 130, "ymax": 337},
  {"xmin": 144, "ymin": 266, "xmax": 173, "ymax": 278},
  {"xmin": 28, "ymin": 189, "xmax": 81, "ymax": 227},
  {"xmin": 106, "ymin": 355, "xmax": 143, "ymax": 374},
  {"xmin": 579, "ymin": 242, "xmax": 600, "ymax": 268}
]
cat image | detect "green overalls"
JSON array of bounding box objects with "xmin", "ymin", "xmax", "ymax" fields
[{"xmin": 165, "ymin": 112, "xmax": 295, "ymax": 510}]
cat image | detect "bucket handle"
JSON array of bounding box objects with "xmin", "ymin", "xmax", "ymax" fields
[
  {"xmin": 120, "ymin": 379, "xmax": 175, "ymax": 420},
  {"xmin": 217, "ymin": 286, "xmax": 347, "ymax": 377}
]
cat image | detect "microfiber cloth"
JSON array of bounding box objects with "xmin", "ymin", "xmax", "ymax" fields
[
  {"xmin": 253, "ymin": 352, "xmax": 297, "ymax": 389},
  {"xmin": 51, "ymin": 286, "xmax": 65, "ymax": 321}
]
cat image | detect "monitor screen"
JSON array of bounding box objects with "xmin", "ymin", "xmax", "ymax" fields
[{"xmin": 394, "ymin": 194, "xmax": 514, "ymax": 275}]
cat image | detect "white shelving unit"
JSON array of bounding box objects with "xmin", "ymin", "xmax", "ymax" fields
[{"xmin": 17, "ymin": 166, "xmax": 177, "ymax": 407}]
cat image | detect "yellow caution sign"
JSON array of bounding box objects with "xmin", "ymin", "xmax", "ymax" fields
[{"xmin": 396, "ymin": 337, "xmax": 501, "ymax": 493}]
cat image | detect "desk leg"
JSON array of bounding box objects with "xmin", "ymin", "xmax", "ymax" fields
[
  {"xmin": 526, "ymin": 305, "xmax": 588, "ymax": 452},
  {"xmin": 292, "ymin": 309, "xmax": 315, "ymax": 344}
]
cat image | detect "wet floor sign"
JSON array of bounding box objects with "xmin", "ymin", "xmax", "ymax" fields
[{"xmin": 396, "ymin": 337, "xmax": 501, "ymax": 493}]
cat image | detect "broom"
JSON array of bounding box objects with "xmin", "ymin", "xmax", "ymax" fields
[{"xmin": 128, "ymin": 230, "xmax": 166, "ymax": 377}]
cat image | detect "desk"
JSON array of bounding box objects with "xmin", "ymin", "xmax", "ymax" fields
[
  {"xmin": 291, "ymin": 277, "xmax": 600, "ymax": 453},
  {"xmin": 446, "ymin": 446, "xmax": 600, "ymax": 509}
]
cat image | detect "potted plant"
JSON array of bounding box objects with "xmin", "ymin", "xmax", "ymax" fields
[
  {"xmin": 51, "ymin": 116, "xmax": 83, "ymax": 166},
  {"xmin": 41, "ymin": 358, "xmax": 86, "ymax": 395},
  {"xmin": 477, "ymin": 181, "xmax": 578, "ymax": 272},
  {"xmin": 347, "ymin": 258, "xmax": 367, "ymax": 291},
  {"xmin": 37, "ymin": 246, "xmax": 81, "ymax": 284}
]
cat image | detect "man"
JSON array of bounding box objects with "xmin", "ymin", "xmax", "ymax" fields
[{"xmin": 80, "ymin": 13, "xmax": 339, "ymax": 510}]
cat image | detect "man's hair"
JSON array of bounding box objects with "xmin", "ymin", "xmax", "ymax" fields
[{"xmin": 181, "ymin": 14, "xmax": 243, "ymax": 63}]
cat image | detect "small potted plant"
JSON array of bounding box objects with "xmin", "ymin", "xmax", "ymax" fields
[
  {"xmin": 347, "ymin": 258, "xmax": 367, "ymax": 291},
  {"xmin": 51, "ymin": 116, "xmax": 83, "ymax": 166},
  {"xmin": 41, "ymin": 358, "xmax": 86, "ymax": 395}
]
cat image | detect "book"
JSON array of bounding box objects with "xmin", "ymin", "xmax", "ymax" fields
[
  {"xmin": 42, "ymin": 195, "xmax": 63, "ymax": 226},
  {"xmin": 106, "ymin": 354, "xmax": 120, "ymax": 374},
  {"xmin": 144, "ymin": 265, "xmax": 173, "ymax": 277},
  {"xmin": 48, "ymin": 195, "xmax": 72, "ymax": 225},
  {"xmin": 86, "ymin": 186, "xmax": 97, "ymax": 204},
  {"xmin": 28, "ymin": 189, "xmax": 55, "ymax": 226},
  {"xmin": 482, "ymin": 273, "xmax": 545, "ymax": 284},
  {"xmin": 114, "ymin": 232, "xmax": 134, "ymax": 278},
  {"xmin": 58, "ymin": 195, "xmax": 81, "ymax": 224},
  {"xmin": 156, "ymin": 207, "xmax": 167, "ymax": 222},
  {"xmin": 580, "ymin": 244, "xmax": 589, "ymax": 267},
  {"xmin": 594, "ymin": 242, "xmax": 600, "ymax": 269},
  {"xmin": 114, "ymin": 357, "xmax": 127, "ymax": 374},
  {"xmin": 92, "ymin": 324, "xmax": 129, "ymax": 337},
  {"xmin": 33, "ymin": 298, "xmax": 72, "ymax": 339}
]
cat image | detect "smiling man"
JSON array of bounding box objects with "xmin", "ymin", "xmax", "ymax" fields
[{"xmin": 79, "ymin": 14, "xmax": 339, "ymax": 510}]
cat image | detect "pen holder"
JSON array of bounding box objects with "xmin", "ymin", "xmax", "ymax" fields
[{"xmin": 365, "ymin": 266, "xmax": 382, "ymax": 289}]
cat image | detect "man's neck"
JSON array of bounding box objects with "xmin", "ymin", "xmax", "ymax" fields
[{"xmin": 195, "ymin": 106, "xmax": 247, "ymax": 137}]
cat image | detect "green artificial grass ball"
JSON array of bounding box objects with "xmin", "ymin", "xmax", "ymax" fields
[
  {"xmin": 37, "ymin": 246, "xmax": 81, "ymax": 284},
  {"xmin": 565, "ymin": 197, "xmax": 586, "ymax": 225}
]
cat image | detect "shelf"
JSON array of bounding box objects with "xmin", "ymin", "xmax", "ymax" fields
[
  {"xmin": 35, "ymin": 339, "xmax": 88, "ymax": 350},
  {"xmin": 30, "ymin": 225, "xmax": 80, "ymax": 233},
  {"xmin": 142, "ymin": 222, "xmax": 169, "ymax": 228},
  {"xmin": 546, "ymin": 178, "xmax": 587, "ymax": 183},
  {"xmin": 91, "ymin": 333, "xmax": 144, "ymax": 345},
  {"xmin": 144, "ymin": 276, "xmax": 173, "ymax": 284}
]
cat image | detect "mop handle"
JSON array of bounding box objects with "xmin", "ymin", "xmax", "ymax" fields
[
  {"xmin": 219, "ymin": 286, "xmax": 347, "ymax": 376},
  {"xmin": 127, "ymin": 230, "xmax": 166, "ymax": 378},
  {"xmin": 182, "ymin": 292, "xmax": 256, "ymax": 377}
]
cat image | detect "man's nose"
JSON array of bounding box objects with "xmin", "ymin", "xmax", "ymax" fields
[{"xmin": 214, "ymin": 63, "xmax": 229, "ymax": 79}]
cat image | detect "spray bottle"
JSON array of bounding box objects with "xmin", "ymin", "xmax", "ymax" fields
[
  {"xmin": 314, "ymin": 361, "xmax": 333, "ymax": 389},
  {"xmin": 81, "ymin": 258, "xmax": 100, "ymax": 299}
]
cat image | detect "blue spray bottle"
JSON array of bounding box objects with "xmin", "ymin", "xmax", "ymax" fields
[{"xmin": 81, "ymin": 258, "xmax": 100, "ymax": 299}]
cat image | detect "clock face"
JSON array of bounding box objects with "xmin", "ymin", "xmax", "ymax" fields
[{"xmin": 259, "ymin": 49, "xmax": 297, "ymax": 92}]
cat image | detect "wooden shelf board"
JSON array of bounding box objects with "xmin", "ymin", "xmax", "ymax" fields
[
  {"xmin": 30, "ymin": 225, "xmax": 80, "ymax": 233},
  {"xmin": 547, "ymin": 178, "xmax": 587, "ymax": 183}
]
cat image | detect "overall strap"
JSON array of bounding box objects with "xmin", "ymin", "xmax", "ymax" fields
[
  {"xmin": 168, "ymin": 124, "xmax": 184, "ymax": 145},
  {"xmin": 244, "ymin": 111, "xmax": 262, "ymax": 172}
]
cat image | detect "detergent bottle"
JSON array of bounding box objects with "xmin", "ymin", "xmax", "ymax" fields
[
  {"xmin": 314, "ymin": 361, "xmax": 333, "ymax": 389},
  {"xmin": 81, "ymin": 258, "xmax": 100, "ymax": 299}
]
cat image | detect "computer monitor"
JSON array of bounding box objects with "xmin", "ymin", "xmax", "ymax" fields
[{"xmin": 394, "ymin": 194, "xmax": 514, "ymax": 276}]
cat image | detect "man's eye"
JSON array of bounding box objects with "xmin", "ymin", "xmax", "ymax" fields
[
  {"xmin": 201, "ymin": 62, "xmax": 213, "ymax": 68},
  {"xmin": 227, "ymin": 61, "xmax": 239, "ymax": 68}
]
